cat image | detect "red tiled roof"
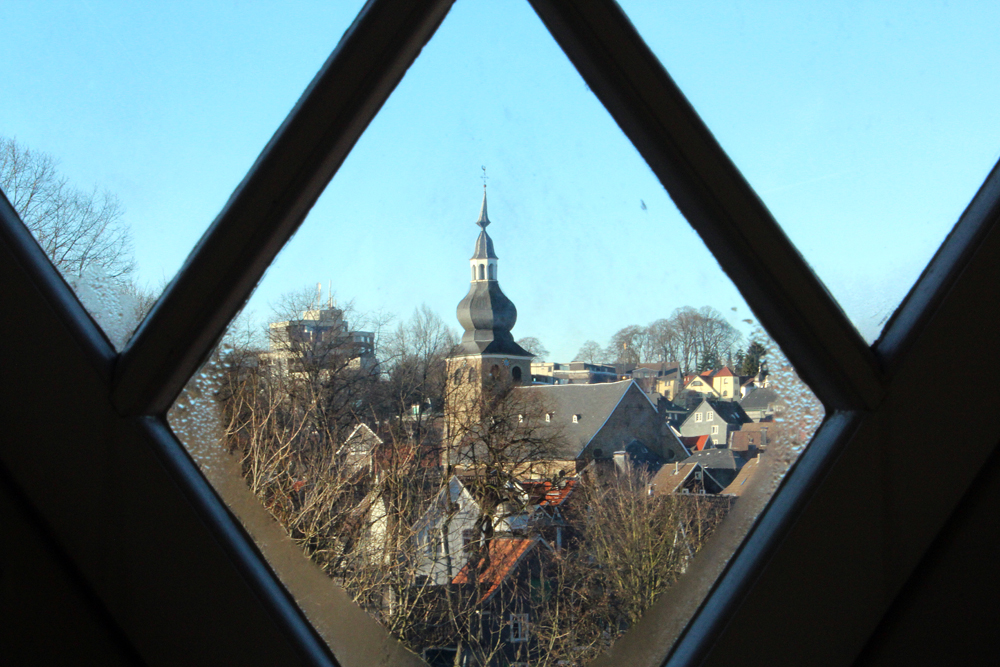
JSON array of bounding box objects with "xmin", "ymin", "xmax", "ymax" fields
[
  {"xmin": 714, "ymin": 366, "xmax": 735, "ymax": 377},
  {"xmin": 452, "ymin": 537, "xmax": 537, "ymax": 602},
  {"xmin": 680, "ymin": 435, "xmax": 711, "ymax": 452}
]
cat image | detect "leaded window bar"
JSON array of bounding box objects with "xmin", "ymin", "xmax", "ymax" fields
[{"xmin": 4, "ymin": 0, "xmax": 1000, "ymax": 665}]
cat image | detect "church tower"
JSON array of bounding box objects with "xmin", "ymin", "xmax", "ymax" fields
[{"xmin": 444, "ymin": 188, "xmax": 533, "ymax": 461}]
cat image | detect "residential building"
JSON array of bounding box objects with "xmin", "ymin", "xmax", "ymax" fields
[
  {"xmin": 679, "ymin": 398, "xmax": 752, "ymax": 447},
  {"xmin": 739, "ymin": 387, "xmax": 780, "ymax": 422},
  {"xmin": 519, "ymin": 379, "xmax": 689, "ymax": 473}
]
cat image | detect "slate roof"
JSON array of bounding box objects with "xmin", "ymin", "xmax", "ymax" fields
[
  {"xmin": 452, "ymin": 537, "xmax": 540, "ymax": 603},
  {"xmin": 722, "ymin": 458, "xmax": 760, "ymax": 496},
  {"xmin": 704, "ymin": 398, "xmax": 752, "ymax": 425},
  {"xmin": 471, "ymin": 230, "xmax": 497, "ymax": 260},
  {"xmin": 740, "ymin": 387, "xmax": 780, "ymax": 411},
  {"xmin": 650, "ymin": 462, "xmax": 699, "ymax": 495},
  {"xmin": 517, "ymin": 380, "xmax": 644, "ymax": 459},
  {"xmin": 682, "ymin": 447, "xmax": 747, "ymax": 471}
]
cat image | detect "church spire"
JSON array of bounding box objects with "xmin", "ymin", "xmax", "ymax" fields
[
  {"xmin": 476, "ymin": 187, "xmax": 490, "ymax": 230},
  {"xmin": 454, "ymin": 187, "xmax": 531, "ymax": 358}
]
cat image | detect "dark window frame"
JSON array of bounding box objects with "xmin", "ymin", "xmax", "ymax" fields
[{"xmin": 3, "ymin": 0, "xmax": 1000, "ymax": 665}]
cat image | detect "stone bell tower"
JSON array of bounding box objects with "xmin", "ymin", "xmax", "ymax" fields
[{"xmin": 444, "ymin": 187, "xmax": 533, "ymax": 464}]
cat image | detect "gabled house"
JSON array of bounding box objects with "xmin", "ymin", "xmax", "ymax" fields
[
  {"xmin": 337, "ymin": 422, "xmax": 382, "ymax": 474},
  {"xmin": 680, "ymin": 448, "xmax": 748, "ymax": 492},
  {"xmin": 679, "ymin": 398, "xmax": 752, "ymax": 447},
  {"xmin": 676, "ymin": 373, "xmax": 720, "ymax": 408},
  {"xmin": 710, "ymin": 366, "xmax": 740, "ymax": 399},
  {"xmin": 451, "ymin": 536, "xmax": 551, "ymax": 667},
  {"xmin": 412, "ymin": 476, "xmax": 482, "ymax": 585},
  {"xmin": 650, "ymin": 462, "xmax": 705, "ymax": 495},
  {"xmin": 739, "ymin": 386, "xmax": 780, "ymax": 422},
  {"xmin": 731, "ymin": 421, "xmax": 778, "ymax": 457},
  {"xmin": 519, "ymin": 379, "xmax": 688, "ymax": 472}
]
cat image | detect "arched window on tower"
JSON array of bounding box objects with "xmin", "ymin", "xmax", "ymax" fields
[
  {"xmin": 471, "ymin": 265, "xmax": 476, "ymax": 280},
  {"xmin": 488, "ymin": 263, "xmax": 495, "ymax": 280},
  {"xmin": 478, "ymin": 264, "xmax": 485, "ymax": 280},
  {"xmin": 512, "ymin": 366, "xmax": 522, "ymax": 383}
]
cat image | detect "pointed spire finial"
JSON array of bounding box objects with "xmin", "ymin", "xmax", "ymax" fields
[{"xmin": 477, "ymin": 166, "xmax": 491, "ymax": 230}]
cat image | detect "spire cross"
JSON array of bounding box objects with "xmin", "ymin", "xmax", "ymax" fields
[{"xmin": 476, "ymin": 167, "xmax": 491, "ymax": 230}]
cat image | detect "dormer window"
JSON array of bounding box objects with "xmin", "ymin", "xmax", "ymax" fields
[
  {"xmin": 572, "ymin": 414, "xmax": 581, "ymax": 423},
  {"xmin": 518, "ymin": 414, "xmax": 523, "ymax": 423},
  {"xmin": 545, "ymin": 412, "xmax": 552, "ymax": 423}
]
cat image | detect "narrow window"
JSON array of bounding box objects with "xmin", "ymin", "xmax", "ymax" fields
[
  {"xmin": 488, "ymin": 263, "xmax": 495, "ymax": 279},
  {"xmin": 572, "ymin": 414, "xmax": 580, "ymax": 423},
  {"xmin": 512, "ymin": 366, "xmax": 522, "ymax": 383},
  {"xmin": 510, "ymin": 613, "xmax": 529, "ymax": 642},
  {"xmin": 478, "ymin": 264, "xmax": 485, "ymax": 280},
  {"xmin": 545, "ymin": 412, "xmax": 552, "ymax": 423}
]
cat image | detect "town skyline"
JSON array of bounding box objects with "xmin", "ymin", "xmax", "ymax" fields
[{"xmin": 6, "ymin": 1, "xmax": 999, "ymax": 361}]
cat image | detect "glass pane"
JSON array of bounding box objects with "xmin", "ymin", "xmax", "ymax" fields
[
  {"xmin": 618, "ymin": 1, "xmax": 1000, "ymax": 342},
  {"xmin": 0, "ymin": 1, "xmax": 364, "ymax": 348},
  {"xmin": 167, "ymin": 0, "xmax": 824, "ymax": 663}
]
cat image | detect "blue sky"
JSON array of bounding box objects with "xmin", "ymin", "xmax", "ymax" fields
[{"xmin": 4, "ymin": 1, "xmax": 1000, "ymax": 361}]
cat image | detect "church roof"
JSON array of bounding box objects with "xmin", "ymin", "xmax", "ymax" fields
[
  {"xmin": 453, "ymin": 187, "xmax": 528, "ymax": 357},
  {"xmin": 471, "ymin": 230, "xmax": 497, "ymax": 260},
  {"xmin": 517, "ymin": 380, "xmax": 645, "ymax": 459}
]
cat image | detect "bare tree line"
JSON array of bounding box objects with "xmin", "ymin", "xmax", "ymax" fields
[{"xmin": 576, "ymin": 305, "xmax": 744, "ymax": 372}]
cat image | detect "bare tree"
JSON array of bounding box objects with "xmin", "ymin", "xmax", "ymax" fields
[
  {"xmin": 574, "ymin": 339, "xmax": 606, "ymax": 364},
  {"xmin": 380, "ymin": 304, "xmax": 457, "ymax": 426},
  {"xmin": 605, "ymin": 325, "xmax": 647, "ymax": 366},
  {"xmin": 533, "ymin": 463, "xmax": 731, "ymax": 666},
  {"xmin": 1, "ymin": 135, "xmax": 134, "ymax": 280},
  {"xmin": 516, "ymin": 336, "xmax": 549, "ymax": 361}
]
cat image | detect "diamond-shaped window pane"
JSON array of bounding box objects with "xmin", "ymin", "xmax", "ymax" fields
[
  {"xmin": 0, "ymin": 1, "xmax": 364, "ymax": 348},
  {"xmin": 619, "ymin": 0, "xmax": 1000, "ymax": 342},
  {"xmin": 166, "ymin": 2, "xmax": 825, "ymax": 664}
]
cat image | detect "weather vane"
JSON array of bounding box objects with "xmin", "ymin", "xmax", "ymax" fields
[{"xmin": 481, "ymin": 165, "xmax": 489, "ymax": 190}]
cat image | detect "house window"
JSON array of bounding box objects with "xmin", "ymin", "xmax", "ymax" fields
[
  {"xmin": 546, "ymin": 412, "xmax": 552, "ymax": 422},
  {"xmin": 707, "ymin": 412, "xmax": 714, "ymax": 421},
  {"xmin": 518, "ymin": 414, "xmax": 524, "ymax": 423},
  {"xmin": 711, "ymin": 425, "xmax": 719, "ymax": 435},
  {"xmin": 572, "ymin": 414, "xmax": 580, "ymax": 423},
  {"xmin": 695, "ymin": 413, "xmax": 703, "ymax": 422},
  {"xmin": 510, "ymin": 613, "xmax": 529, "ymax": 642}
]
